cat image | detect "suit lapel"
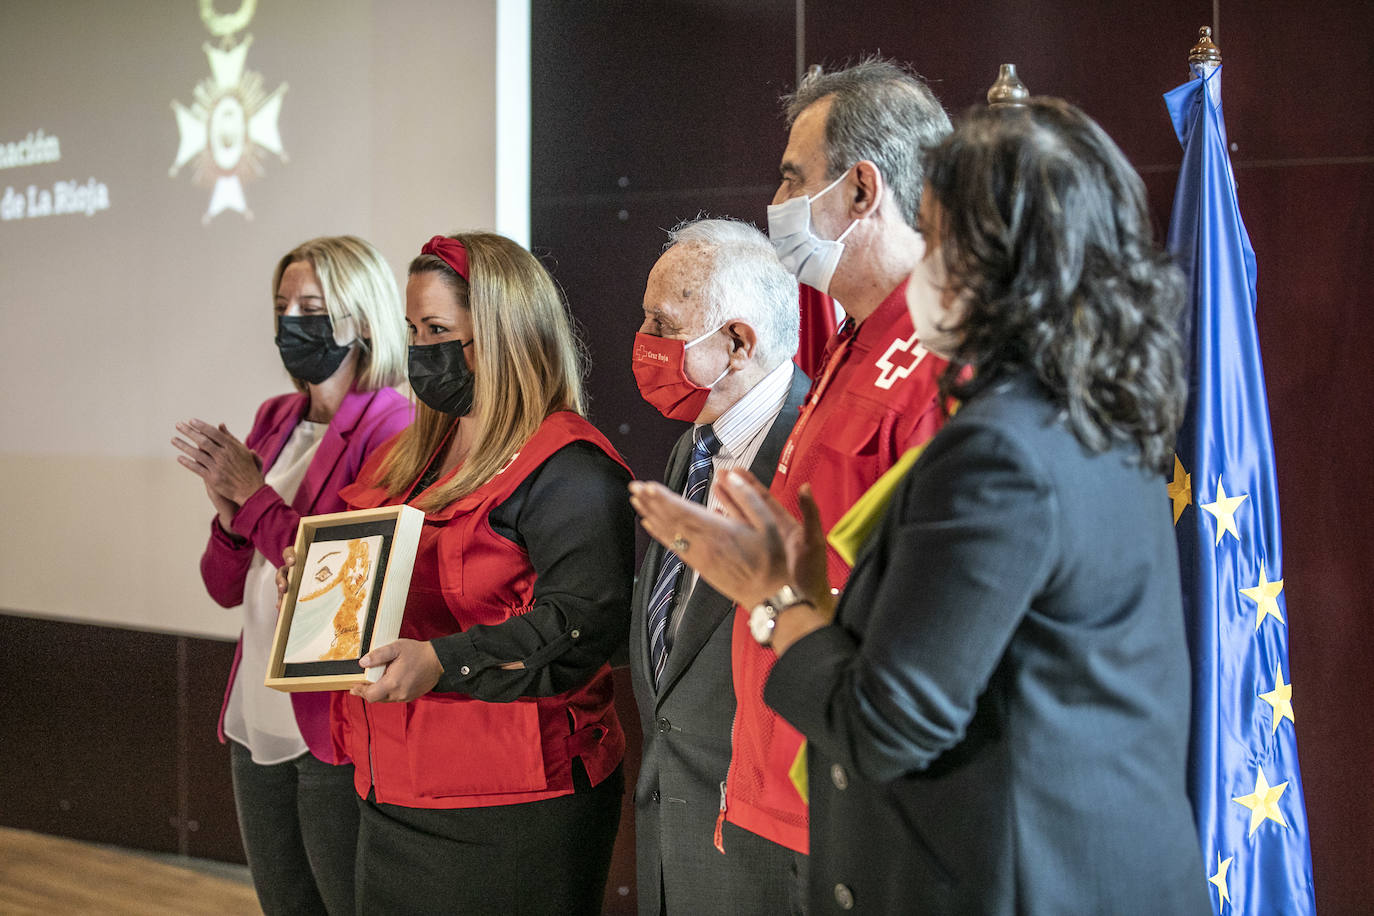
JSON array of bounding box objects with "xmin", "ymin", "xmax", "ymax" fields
[
  {"xmin": 655, "ymin": 580, "xmax": 732, "ymax": 699},
  {"xmin": 654, "ymin": 365, "xmax": 812, "ymax": 701},
  {"xmin": 753, "ymin": 364, "xmax": 812, "ymax": 484},
  {"xmin": 257, "ymin": 394, "xmax": 308, "ymax": 471}
]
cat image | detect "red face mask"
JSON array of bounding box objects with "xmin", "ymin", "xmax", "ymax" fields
[{"xmin": 632, "ymin": 325, "xmax": 729, "ymax": 421}]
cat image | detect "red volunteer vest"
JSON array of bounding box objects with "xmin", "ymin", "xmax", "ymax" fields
[
  {"xmin": 334, "ymin": 411, "xmax": 628, "ymax": 808},
  {"xmin": 726, "ymin": 282, "xmax": 949, "ymax": 852}
]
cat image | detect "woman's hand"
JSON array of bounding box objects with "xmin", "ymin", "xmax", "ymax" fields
[
  {"xmin": 350, "ymin": 640, "xmax": 444, "ymax": 703},
  {"xmin": 628, "ymin": 469, "xmax": 830, "ymax": 613},
  {"xmin": 718, "ymin": 477, "xmax": 834, "ymax": 619},
  {"xmin": 275, "ymin": 546, "xmax": 296, "ymax": 608},
  {"xmin": 205, "ymin": 481, "xmax": 241, "ymax": 534},
  {"xmin": 173, "ymin": 419, "xmax": 267, "ymax": 505}
]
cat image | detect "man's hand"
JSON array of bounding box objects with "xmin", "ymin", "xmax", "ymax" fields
[{"xmin": 350, "ymin": 639, "xmax": 444, "ymax": 703}]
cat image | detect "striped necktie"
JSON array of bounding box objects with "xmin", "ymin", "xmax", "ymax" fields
[{"xmin": 647, "ymin": 424, "xmax": 719, "ymax": 688}]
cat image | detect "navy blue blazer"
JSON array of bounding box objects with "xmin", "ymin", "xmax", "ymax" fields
[{"xmin": 767, "ymin": 373, "xmax": 1210, "ymax": 914}]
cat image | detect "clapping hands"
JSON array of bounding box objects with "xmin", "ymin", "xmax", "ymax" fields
[{"xmin": 173, "ymin": 418, "xmax": 266, "ymax": 531}]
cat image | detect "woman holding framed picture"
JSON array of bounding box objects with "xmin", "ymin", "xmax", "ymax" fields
[{"xmin": 330, "ymin": 231, "xmax": 634, "ymax": 914}]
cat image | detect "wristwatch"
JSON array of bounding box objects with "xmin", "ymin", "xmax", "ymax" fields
[{"xmin": 749, "ymin": 585, "xmax": 808, "ymax": 646}]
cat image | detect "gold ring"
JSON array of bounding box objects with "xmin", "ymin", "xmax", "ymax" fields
[{"xmin": 671, "ymin": 535, "xmax": 689, "ymax": 554}]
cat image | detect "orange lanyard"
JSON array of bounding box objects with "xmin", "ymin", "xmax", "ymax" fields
[{"xmin": 775, "ymin": 325, "xmax": 854, "ymax": 487}]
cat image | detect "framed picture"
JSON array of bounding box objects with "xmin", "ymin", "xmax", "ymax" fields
[{"xmin": 265, "ymin": 504, "xmax": 424, "ymax": 692}]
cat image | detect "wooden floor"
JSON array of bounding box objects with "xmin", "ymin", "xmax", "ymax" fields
[{"xmin": 0, "ymin": 828, "xmax": 260, "ymax": 915}]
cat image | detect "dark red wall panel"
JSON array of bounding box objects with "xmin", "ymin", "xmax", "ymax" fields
[
  {"xmin": 1244, "ymin": 160, "xmax": 1374, "ymax": 910},
  {"xmin": 0, "ymin": 614, "xmax": 241, "ymax": 863},
  {"xmin": 532, "ymin": 3, "xmax": 1374, "ymax": 913}
]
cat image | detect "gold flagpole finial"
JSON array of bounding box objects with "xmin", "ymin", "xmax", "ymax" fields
[
  {"xmin": 987, "ymin": 64, "xmax": 1030, "ymax": 108},
  {"xmin": 1189, "ymin": 26, "xmax": 1222, "ymax": 68}
]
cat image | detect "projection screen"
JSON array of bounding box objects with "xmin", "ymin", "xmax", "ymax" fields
[{"xmin": 0, "ymin": 0, "xmax": 530, "ymax": 638}]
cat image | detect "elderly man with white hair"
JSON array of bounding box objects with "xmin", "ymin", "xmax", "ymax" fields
[{"xmin": 628, "ymin": 217, "xmax": 810, "ymax": 915}]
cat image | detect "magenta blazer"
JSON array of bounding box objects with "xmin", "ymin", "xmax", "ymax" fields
[{"xmin": 200, "ymin": 386, "xmax": 412, "ymax": 764}]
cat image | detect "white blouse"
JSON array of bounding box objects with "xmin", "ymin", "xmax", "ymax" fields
[{"xmin": 222, "ymin": 418, "xmax": 327, "ymax": 765}]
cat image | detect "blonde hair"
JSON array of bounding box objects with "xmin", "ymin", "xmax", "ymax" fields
[
  {"xmin": 376, "ymin": 232, "xmax": 587, "ymax": 510},
  {"xmin": 272, "ymin": 235, "xmax": 408, "ymax": 391}
]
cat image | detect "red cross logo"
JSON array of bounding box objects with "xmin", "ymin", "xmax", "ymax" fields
[{"xmin": 873, "ymin": 332, "xmax": 928, "ymax": 390}]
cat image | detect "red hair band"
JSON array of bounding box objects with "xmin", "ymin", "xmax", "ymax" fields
[{"xmin": 421, "ymin": 235, "xmax": 469, "ymax": 280}]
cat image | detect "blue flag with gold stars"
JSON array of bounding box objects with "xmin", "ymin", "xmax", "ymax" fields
[{"xmin": 1165, "ymin": 64, "xmax": 1316, "ymax": 914}]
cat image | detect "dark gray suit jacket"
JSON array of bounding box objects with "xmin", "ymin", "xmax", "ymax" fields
[
  {"xmin": 630, "ymin": 365, "xmax": 811, "ymax": 915},
  {"xmin": 767, "ymin": 373, "xmax": 1211, "ymax": 914}
]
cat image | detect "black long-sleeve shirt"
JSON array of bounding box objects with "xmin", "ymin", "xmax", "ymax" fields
[{"xmin": 428, "ymin": 441, "xmax": 634, "ymax": 702}]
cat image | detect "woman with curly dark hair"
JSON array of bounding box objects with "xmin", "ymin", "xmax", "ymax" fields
[
  {"xmin": 920, "ymin": 97, "xmax": 1187, "ymax": 475},
  {"xmin": 630, "ymin": 98, "xmax": 1211, "ymax": 913}
]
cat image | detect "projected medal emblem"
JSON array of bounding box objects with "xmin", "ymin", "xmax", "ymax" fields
[{"xmin": 169, "ymin": 1, "xmax": 287, "ymax": 223}]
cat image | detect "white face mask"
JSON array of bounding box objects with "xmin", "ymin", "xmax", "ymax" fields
[
  {"xmin": 766, "ymin": 170, "xmax": 859, "ymax": 296},
  {"xmin": 904, "ymin": 252, "xmax": 963, "ymax": 360}
]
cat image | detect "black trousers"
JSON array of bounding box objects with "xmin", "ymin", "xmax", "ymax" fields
[
  {"xmin": 356, "ymin": 763, "xmax": 624, "ymax": 916},
  {"xmin": 229, "ymin": 740, "xmax": 360, "ymax": 916}
]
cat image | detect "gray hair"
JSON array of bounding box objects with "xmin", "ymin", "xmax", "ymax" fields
[
  {"xmin": 665, "ymin": 218, "xmax": 800, "ymax": 370},
  {"xmin": 785, "ymin": 58, "xmax": 951, "ymax": 229}
]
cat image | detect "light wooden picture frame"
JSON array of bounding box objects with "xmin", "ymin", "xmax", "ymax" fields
[{"xmin": 265, "ymin": 504, "xmax": 424, "ymax": 692}]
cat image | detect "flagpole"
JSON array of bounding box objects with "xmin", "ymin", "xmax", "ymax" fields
[
  {"xmin": 986, "ymin": 64, "xmax": 1029, "ymax": 107},
  {"xmin": 1189, "ymin": 26, "xmax": 1222, "ymax": 79},
  {"xmin": 1165, "ymin": 25, "xmax": 1317, "ymax": 914}
]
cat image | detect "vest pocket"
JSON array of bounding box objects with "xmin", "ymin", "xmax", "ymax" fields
[
  {"xmin": 404, "ymin": 694, "xmax": 548, "ymax": 797},
  {"xmin": 816, "ymin": 396, "xmax": 884, "ymax": 458}
]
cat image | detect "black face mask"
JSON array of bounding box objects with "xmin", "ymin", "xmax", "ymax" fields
[
  {"xmin": 408, "ymin": 338, "xmax": 475, "ymax": 416},
  {"xmin": 276, "ymin": 314, "xmax": 352, "ymax": 385}
]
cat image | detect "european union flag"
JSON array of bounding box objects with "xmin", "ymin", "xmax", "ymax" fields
[{"xmin": 1165, "ymin": 63, "xmax": 1317, "ymax": 913}]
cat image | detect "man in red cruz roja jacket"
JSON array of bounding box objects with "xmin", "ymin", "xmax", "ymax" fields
[{"xmin": 725, "ymin": 60, "xmax": 955, "ymax": 860}]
